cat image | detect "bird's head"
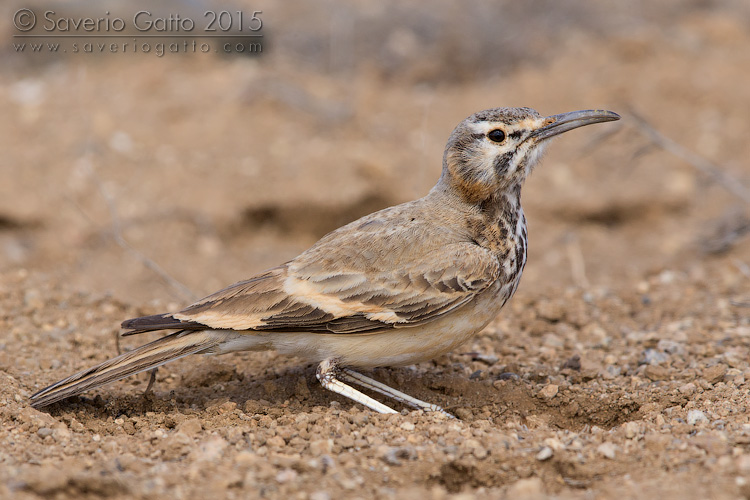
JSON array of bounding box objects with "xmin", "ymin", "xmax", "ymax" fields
[{"xmin": 439, "ymin": 107, "xmax": 620, "ymax": 203}]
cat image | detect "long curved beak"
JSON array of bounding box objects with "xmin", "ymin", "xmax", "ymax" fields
[{"xmin": 530, "ymin": 109, "xmax": 620, "ymax": 141}]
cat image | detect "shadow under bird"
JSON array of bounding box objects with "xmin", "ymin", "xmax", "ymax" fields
[{"xmin": 31, "ymin": 107, "xmax": 620, "ymax": 415}]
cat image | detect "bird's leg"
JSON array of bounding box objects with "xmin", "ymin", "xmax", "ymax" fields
[
  {"xmin": 316, "ymin": 359, "xmax": 397, "ymax": 414},
  {"xmin": 144, "ymin": 368, "xmax": 158, "ymax": 395},
  {"xmin": 340, "ymin": 368, "xmax": 455, "ymax": 418}
]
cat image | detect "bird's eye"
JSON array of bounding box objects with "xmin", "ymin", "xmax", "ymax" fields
[{"xmin": 487, "ymin": 129, "xmax": 506, "ymax": 143}]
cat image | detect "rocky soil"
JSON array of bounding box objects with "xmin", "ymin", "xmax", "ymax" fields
[{"xmin": 2, "ymin": 1, "xmax": 750, "ymax": 498}]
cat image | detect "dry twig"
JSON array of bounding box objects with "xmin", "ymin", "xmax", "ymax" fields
[
  {"xmin": 89, "ymin": 169, "xmax": 197, "ymax": 302},
  {"xmin": 629, "ymin": 110, "xmax": 750, "ymax": 205}
]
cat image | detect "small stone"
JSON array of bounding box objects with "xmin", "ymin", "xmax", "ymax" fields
[
  {"xmin": 275, "ymin": 469, "xmax": 297, "ymax": 484},
  {"xmin": 543, "ymin": 437, "xmax": 565, "ymax": 450},
  {"xmin": 399, "ymin": 421, "xmax": 415, "ymax": 431},
  {"xmin": 37, "ymin": 427, "xmax": 53, "ymax": 438},
  {"xmin": 309, "ymin": 439, "xmax": 333, "ymax": 456},
  {"xmin": 53, "ymin": 426, "xmax": 71, "ymax": 443},
  {"xmin": 679, "ymin": 383, "xmax": 697, "ymax": 395},
  {"xmin": 623, "ymin": 422, "xmax": 639, "ymax": 439},
  {"xmin": 507, "ymin": 477, "xmax": 544, "ymax": 497},
  {"xmin": 379, "ymin": 446, "xmax": 416, "ymax": 465},
  {"xmin": 23, "ymin": 289, "xmax": 44, "ymax": 310},
  {"xmin": 177, "ymin": 418, "xmax": 202, "ymax": 436},
  {"xmin": 109, "ymin": 131, "xmax": 133, "ymax": 154},
  {"xmin": 69, "ymin": 418, "xmax": 85, "ymax": 432},
  {"xmin": 464, "ymin": 439, "xmax": 488, "ymax": 459},
  {"xmin": 537, "ymin": 300, "xmax": 565, "ymax": 322},
  {"xmin": 642, "ymin": 348, "xmax": 669, "ymax": 365},
  {"xmin": 539, "ymin": 384, "xmax": 558, "ymax": 399},
  {"xmin": 474, "ymin": 353, "xmax": 499, "ymax": 364},
  {"xmin": 737, "ymin": 454, "xmax": 750, "ymax": 472},
  {"xmin": 542, "ymin": 334, "xmax": 564, "ymax": 348},
  {"xmin": 693, "ymin": 435, "xmax": 730, "ymax": 456},
  {"xmin": 235, "ymin": 451, "xmax": 257, "ymax": 467},
  {"xmin": 337, "ymin": 435, "xmax": 355, "ymax": 449},
  {"xmin": 657, "ymin": 339, "xmax": 685, "ymax": 356},
  {"xmin": 454, "ymin": 408, "xmax": 472, "ymax": 420},
  {"xmin": 597, "ymin": 442, "xmax": 617, "ymax": 459},
  {"xmin": 561, "ymin": 355, "xmax": 582, "ymax": 371},
  {"xmin": 162, "ymin": 432, "xmax": 193, "ymax": 460},
  {"xmin": 192, "ymin": 436, "xmax": 229, "ymax": 462},
  {"xmin": 464, "ymin": 438, "xmax": 482, "ymax": 450},
  {"xmin": 266, "ymin": 435, "xmax": 286, "ymax": 448},
  {"xmin": 536, "ymin": 446, "xmax": 554, "ymax": 461},
  {"xmin": 644, "ymin": 364, "xmax": 670, "ymax": 381},
  {"xmin": 687, "ymin": 409, "xmax": 709, "ymax": 425},
  {"xmin": 702, "ymin": 364, "xmax": 727, "ymax": 384}
]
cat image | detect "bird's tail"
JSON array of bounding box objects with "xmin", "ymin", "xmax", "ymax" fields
[{"xmin": 30, "ymin": 330, "xmax": 233, "ymax": 408}]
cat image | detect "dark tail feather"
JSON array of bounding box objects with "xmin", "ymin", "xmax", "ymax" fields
[
  {"xmin": 30, "ymin": 330, "xmax": 231, "ymax": 408},
  {"xmin": 120, "ymin": 313, "xmax": 207, "ymax": 336}
]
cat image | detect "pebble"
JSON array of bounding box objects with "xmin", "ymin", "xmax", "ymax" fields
[
  {"xmin": 37, "ymin": 427, "xmax": 53, "ymax": 438},
  {"xmin": 474, "ymin": 353, "xmax": 499, "ymax": 364},
  {"xmin": 454, "ymin": 408, "xmax": 472, "ymax": 420},
  {"xmin": 399, "ymin": 421, "xmax": 415, "ymax": 431},
  {"xmin": 536, "ymin": 300, "xmax": 565, "ymax": 322},
  {"xmin": 687, "ymin": 409, "xmax": 709, "ymax": 425},
  {"xmin": 337, "ymin": 435, "xmax": 355, "ymax": 449},
  {"xmin": 162, "ymin": 432, "xmax": 193, "ymax": 459},
  {"xmin": 464, "ymin": 439, "xmax": 488, "ymax": 459},
  {"xmin": 543, "ymin": 437, "xmax": 565, "ymax": 450},
  {"xmin": 275, "ymin": 469, "xmax": 297, "ymax": 484},
  {"xmin": 379, "ymin": 446, "xmax": 416, "ymax": 466},
  {"xmin": 266, "ymin": 435, "xmax": 286, "ymax": 448},
  {"xmin": 539, "ymin": 384, "xmax": 558, "ymax": 399},
  {"xmin": 644, "ymin": 364, "xmax": 670, "ymax": 381},
  {"xmin": 472, "ymin": 446, "xmax": 488, "ymax": 460},
  {"xmin": 536, "ymin": 446, "xmax": 554, "ymax": 461},
  {"xmin": 235, "ymin": 451, "xmax": 258, "ymax": 467},
  {"xmin": 177, "ymin": 418, "xmax": 203, "ymax": 437},
  {"xmin": 642, "ymin": 348, "xmax": 669, "ymax": 365},
  {"xmin": 657, "ymin": 339, "xmax": 685, "ymax": 356},
  {"xmin": 507, "ymin": 477, "xmax": 544, "ymax": 497},
  {"xmin": 309, "ymin": 439, "xmax": 333, "ymax": 456},
  {"xmin": 624, "ymin": 422, "xmax": 639, "ymax": 439},
  {"xmin": 192, "ymin": 436, "xmax": 229, "ymax": 462},
  {"xmin": 702, "ymin": 364, "xmax": 727, "ymax": 384},
  {"xmin": 679, "ymin": 383, "xmax": 697, "ymax": 396},
  {"xmin": 597, "ymin": 442, "xmax": 617, "ymax": 459},
  {"xmin": 23, "ymin": 289, "xmax": 44, "ymax": 310},
  {"xmin": 737, "ymin": 454, "xmax": 750, "ymax": 473}
]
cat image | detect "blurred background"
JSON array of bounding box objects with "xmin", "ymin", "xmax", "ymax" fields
[{"xmin": 1, "ymin": 0, "xmax": 749, "ymax": 308}]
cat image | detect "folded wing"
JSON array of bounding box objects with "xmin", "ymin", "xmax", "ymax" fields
[{"xmin": 123, "ymin": 213, "xmax": 501, "ymax": 336}]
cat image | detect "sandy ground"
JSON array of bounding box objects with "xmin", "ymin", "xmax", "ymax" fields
[{"xmin": 2, "ymin": 1, "xmax": 750, "ymax": 498}]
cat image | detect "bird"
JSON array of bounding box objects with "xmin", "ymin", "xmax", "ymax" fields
[{"xmin": 30, "ymin": 107, "xmax": 620, "ymax": 415}]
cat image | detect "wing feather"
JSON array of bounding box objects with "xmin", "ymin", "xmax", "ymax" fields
[{"xmin": 122, "ymin": 205, "xmax": 501, "ymax": 336}]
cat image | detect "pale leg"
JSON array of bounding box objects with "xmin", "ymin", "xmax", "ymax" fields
[
  {"xmin": 316, "ymin": 359, "xmax": 454, "ymax": 418},
  {"xmin": 341, "ymin": 368, "xmax": 454, "ymax": 418},
  {"xmin": 316, "ymin": 359, "xmax": 397, "ymax": 414}
]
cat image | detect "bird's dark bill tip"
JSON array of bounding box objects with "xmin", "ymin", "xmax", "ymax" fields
[{"xmin": 533, "ymin": 109, "xmax": 620, "ymax": 140}]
